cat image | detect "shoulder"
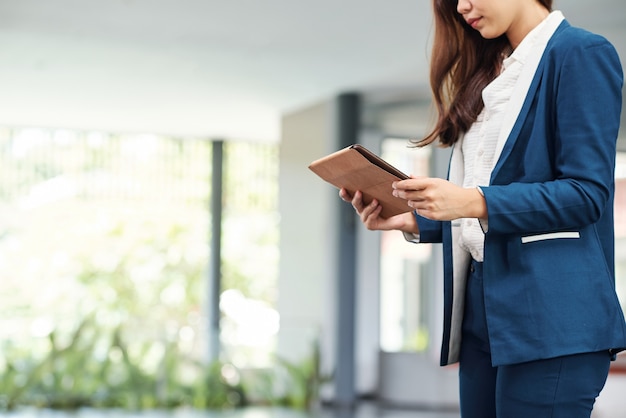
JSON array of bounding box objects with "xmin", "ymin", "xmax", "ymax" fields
[
  {"xmin": 547, "ymin": 21, "xmax": 618, "ymax": 55},
  {"xmin": 542, "ymin": 20, "xmax": 622, "ymax": 77}
]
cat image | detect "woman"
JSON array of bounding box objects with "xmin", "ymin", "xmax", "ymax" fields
[{"xmin": 340, "ymin": 0, "xmax": 626, "ymax": 416}]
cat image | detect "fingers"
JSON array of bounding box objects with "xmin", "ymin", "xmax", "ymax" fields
[
  {"xmin": 339, "ymin": 189, "xmax": 365, "ymax": 211},
  {"xmin": 393, "ymin": 177, "xmax": 433, "ymax": 202},
  {"xmin": 361, "ymin": 202, "xmax": 383, "ymax": 227},
  {"xmin": 339, "ymin": 188, "xmax": 352, "ymax": 202},
  {"xmin": 392, "ymin": 177, "xmax": 428, "ymax": 192},
  {"xmin": 359, "ymin": 197, "xmax": 379, "ymax": 218},
  {"xmin": 339, "ymin": 188, "xmax": 397, "ymax": 231},
  {"xmin": 339, "ymin": 189, "xmax": 380, "ymax": 218},
  {"xmin": 351, "ymin": 190, "xmax": 366, "ymax": 213}
]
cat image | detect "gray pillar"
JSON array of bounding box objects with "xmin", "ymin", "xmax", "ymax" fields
[
  {"xmin": 334, "ymin": 93, "xmax": 360, "ymax": 406},
  {"xmin": 208, "ymin": 139, "xmax": 224, "ymax": 363}
]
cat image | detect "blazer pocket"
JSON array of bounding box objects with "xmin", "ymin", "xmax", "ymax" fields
[{"xmin": 521, "ymin": 231, "xmax": 580, "ymax": 244}]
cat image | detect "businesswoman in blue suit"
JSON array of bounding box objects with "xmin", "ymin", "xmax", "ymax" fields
[{"xmin": 341, "ymin": 0, "xmax": 626, "ymax": 416}]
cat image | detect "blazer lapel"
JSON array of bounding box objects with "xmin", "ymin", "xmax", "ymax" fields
[{"xmin": 491, "ymin": 16, "xmax": 566, "ymax": 178}]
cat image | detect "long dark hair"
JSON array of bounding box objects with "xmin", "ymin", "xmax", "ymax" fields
[{"xmin": 413, "ymin": 0, "xmax": 553, "ymax": 147}]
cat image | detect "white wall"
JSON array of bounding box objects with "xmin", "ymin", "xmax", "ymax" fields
[
  {"xmin": 277, "ymin": 100, "xmax": 338, "ymax": 378},
  {"xmin": 278, "ymin": 98, "xmax": 383, "ymax": 401}
]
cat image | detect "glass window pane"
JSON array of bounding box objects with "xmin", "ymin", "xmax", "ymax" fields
[{"xmin": 379, "ymin": 138, "xmax": 433, "ymax": 352}]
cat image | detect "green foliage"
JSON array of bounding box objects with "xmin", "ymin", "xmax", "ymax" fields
[
  {"xmin": 274, "ymin": 340, "xmax": 333, "ymax": 410},
  {"xmin": 0, "ymin": 130, "xmax": 327, "ymax": 412},
  {"xmin": 0, "ymin": 320, "xmax": 331, "ymax": 412},
  {"xmin": 0, "ymin": 316, "xmax": 245, "ymax": 411}
]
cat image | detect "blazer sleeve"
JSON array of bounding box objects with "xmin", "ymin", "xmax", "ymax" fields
[
  {"xmin": 481, "ymin": 32, "xmax": 623, "ymax": 235},
  {"xmin": 403, "ymin": 211, "xmax": 444, "ymax": 243}
]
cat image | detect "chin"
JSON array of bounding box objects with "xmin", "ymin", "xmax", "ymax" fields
[{"xmin": 478, "ymin": 30, "xmax": 503, "ymax": 40}]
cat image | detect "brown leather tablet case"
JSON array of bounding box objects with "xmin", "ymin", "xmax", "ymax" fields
[{"xmin": 308, "ymin": 144, "xmax": 412, "ymax": 219}]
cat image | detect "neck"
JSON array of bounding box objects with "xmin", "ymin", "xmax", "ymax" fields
[{"xmin": 507, "ymin": 5, "xmax": 551, "ymax": 49}]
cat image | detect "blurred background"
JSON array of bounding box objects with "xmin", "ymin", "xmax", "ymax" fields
[{"xmin": 0, "ymin": 0, "xmax": 625, "ymax": 416}]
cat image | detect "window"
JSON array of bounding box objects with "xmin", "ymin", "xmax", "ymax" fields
[
  {"xmin": 378, "ymin": 138, "xmax": 434, "ymax": 352},
  {"xmin": 0, "ymin": 127, "xmax": 280, "ymax": 407}
]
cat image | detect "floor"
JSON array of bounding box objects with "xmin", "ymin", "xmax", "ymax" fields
[
  {"xmin": 0, "ymin": 398, "xmax": 624, "ymax": 418},
  {"xmin": 0, "ymin": 404, "xmax": 459, "ymax": 418},
  {"xmin": 1, "ymin": 375, "xmax": 624, "ymax": 418}
]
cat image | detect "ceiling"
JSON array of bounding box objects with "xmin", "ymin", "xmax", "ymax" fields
[{"xmin": 0, "ymin": 0, "xmax": 623, "ymax": 141}]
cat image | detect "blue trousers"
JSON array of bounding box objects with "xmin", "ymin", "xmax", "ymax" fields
[{"xmin": 459, "ymin": 259, "xmax": 611, "ymax": 418}]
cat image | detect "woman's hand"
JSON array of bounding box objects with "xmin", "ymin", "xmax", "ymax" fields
[
  {"xmin": 391, "ymin": 176, "xmax": 487, "ymax": 221},
  {"xmin": 339, "ymin": 188, "xmax": 418, "ymax": 233}
]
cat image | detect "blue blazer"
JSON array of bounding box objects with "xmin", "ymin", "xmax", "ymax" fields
[{"xmin": 416, "ymin": 20, "xmax": 626, "ymax": 367}]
